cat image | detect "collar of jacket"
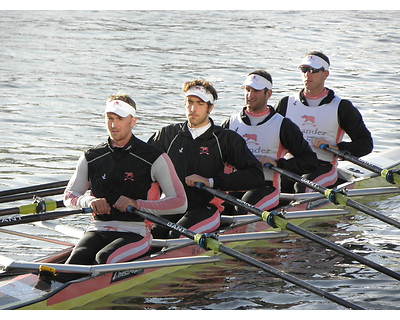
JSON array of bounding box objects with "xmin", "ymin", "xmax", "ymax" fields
[
  {"xmin": 106, "ymin": 134, "xmax": 136, "ymax": 153},
  {"xmin": 180, "ymin": 118, "xmax": 216, "ymax": 138},
  {"xmin": 299, "ymin": 88, "xmax": 335, "ymax": 106},
  {"xmin": 240, "ymin": 105, "xmax": 276, "ymax": 126}
]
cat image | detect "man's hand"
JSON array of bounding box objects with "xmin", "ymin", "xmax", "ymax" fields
[
  {"xmin": 258, "ymin": 155, "xmax": 277, "ymax": 167},
  {"xmin": 113, "ymin": 195, "xmax": 138, "ymax": 212},
  {"xmin": 89, "ymin": 198, "xmax": 111, "ymax": 215},
  {"xmin": 185, "ymin": 174, "xmax": 210, "ymax": 187},
  {"xmin": 312, "ymin": 138, "xmax": 338, "ymax": 150}
]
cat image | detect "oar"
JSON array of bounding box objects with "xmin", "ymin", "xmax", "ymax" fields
[
  {"xmin": 127, "ymin": 206, "xmax": 363, "ymax": 310},
  {"xmin": 280, "ymin": 186, "xmax": 400, "ymax": 202},
  {"xmin": 196, "ymin": 183, "xmax": 400, "ymax": 282},
  {"xmin": 0, "ymin": 208, "xmax": 92, "ymax": 228},
  {"xmin": 0, "ymin": 228, "xmax": 75, "ymax": 247},
  {"xmin": 0, "ymin": 200, "xmax": 65, "ymax": 217},
  {"xmin": 265, "ymin": 164, "xmax": 400, "ymax": 230},
  {"xmin": 0, "ymin": 187, "xmax": 66, "ymax": 204},
  {"xmin": 0, "ymin": 180, "xmax": 69, "ymax": 198},
  {"xmin": 320, "ymin": 144, "xmax": 400, "ymax": 185}
]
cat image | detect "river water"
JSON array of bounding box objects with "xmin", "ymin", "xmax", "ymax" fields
[{"xmin": 0, "ymin": 10, "xmax": 399, "ymax": 310}]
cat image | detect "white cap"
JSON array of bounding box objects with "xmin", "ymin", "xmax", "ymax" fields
[
  {"xmin": 104, "ymin": 100, "xmax": 136, "ymax": 117},
  {"xmin": 299, "ymin": 54, "xmax": 330, "ymax": 70},
  {"xmin": 185, "ymin": 85, "xmax": 215, "ymax": 104},
  {"xmin": 242, "ymin": 74, "xmax": 272, "ymax": 90}
]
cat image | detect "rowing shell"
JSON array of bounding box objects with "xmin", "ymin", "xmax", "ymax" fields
[{"xmin": 0, "ymin": 148, "xmax": 399, "ymax": 309}]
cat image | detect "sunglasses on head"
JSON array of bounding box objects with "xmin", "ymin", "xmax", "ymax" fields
[{"xmin": 299, "ymin": 66, "xmax": 325, "ymax": 74}]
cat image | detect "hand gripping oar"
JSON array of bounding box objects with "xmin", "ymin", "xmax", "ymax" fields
[
  {"xmin": 265, "ymin": 164, "xmax": 400, "ymax": 230},
  {"xmin": 0, "ymin": 208, "xmax": 92, "ymax": 228},
  {"xmin": 126, "ymin": 206, "xmax": 363, "ymax": 310},
  {"xmin": 195, "ymin": 183, "xmax": 400, "ymax": 282},
  {"xmin": 0, "ymin": 199, "xmax": 65, "ymax": 217},
  {"xmin": 320, "ymin": 144, "xmax": 400, "ymax": 185}
]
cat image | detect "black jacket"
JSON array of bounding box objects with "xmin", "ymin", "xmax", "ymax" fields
[
  {"xmin": 86, "ymin": 135, "xmax": 163, "ymax": 221},
  {"xmin": 148, "ymin": 119, "xmax": 264, "ymax": 208}
]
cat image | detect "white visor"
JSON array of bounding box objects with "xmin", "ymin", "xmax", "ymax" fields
[
  {"xmin": 242, "ymin": 74, "xmax": 272, "ymax": 90},
  {"xmin": 104, "ymin": 100, "xmax": 136, "ymax": 117},
  {"xmin": 299, "ymin": 55, "xmax": 330, "ymax": 70},
  {"xmin": 185, "ymin": 86, "xmax": 215, "ymax": 104}
]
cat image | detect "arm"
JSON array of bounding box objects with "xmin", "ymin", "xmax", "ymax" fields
[
  {"xmin": 274, "ymin": 96, "xmax": 289, "ymax": 116},
  {"xmin": 63, "ymin": 154, "xmax": 95, "ymax": 209},
  {"xmin": 213, "ymin": 131, "xmax": 265, "ymax": 191},
  {"xmin": 136, "ymin": 153, "xmax": 187, "ymax": 215},
  {"xmin": 220, "ymin": 118, "xmax": 230, "ymax": 129},
  {"xmin": 336, "ymin": 100, "xmax": 373, "ymax": 157},
  {"xmin": 278, "ymin": 118, "xmax": 319, "ymax": 174}
]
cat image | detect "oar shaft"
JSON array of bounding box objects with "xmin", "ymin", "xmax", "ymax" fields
[
  {"xmin": 345, "ymin": 197, "xmax": 400, "ymax": 229},
  {"xmin": 321, "ymin": 145, "xmax": 382, "ymax": 175},
  {"xmin": 284, "ymin": 221, "xmax": 400, "ymax": 281},
  {"xmin": 0, "ymin": 200, "xmax": 65, "ymax": 217},
  {"xmin": 197, "ymin": 184, "xmax": 400, "ymax": 282},
  {"xmin": 268, "ymin": 165, "xmax": 400, "ymax": 230},
  {"xmin": 219, "ymin": 245, "xmax": 363, "ymax": 310},
  {"xmin": 320, "ymin": 145, "xmax": 400, "ymax": 185},
  {"xmin": 128, "ymin": 206, "xmax": 363, "ymax": 309},
  {"xmin": 0, "ymin": 208, "xmax": 91, "ymax": 227},
  {"xmin": 0, "ymin": 187, "xmax": 66, "ymax": 203},
  {"xmin": 0, "ymin": 180, "xmax": 69, "ymax": 198}
]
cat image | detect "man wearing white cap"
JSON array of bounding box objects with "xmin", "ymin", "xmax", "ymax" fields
[
  {"xmin": 276, "ymin": 51, "xmax": 373, "ymax": 193},
  {"xmin": 222, "ymin": 70, "xmax": 318, "ymax": 213},
  {"xmin": 62, "ymin": 93, "xmax": 187, "ymax": 268},
  {"xmin": 148, "ymin": 79, "xmax": 264, "ymax": 238}
]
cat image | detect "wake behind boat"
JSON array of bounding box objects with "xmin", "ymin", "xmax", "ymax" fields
[{"xmin": 0, "ymin": 147, "xmax": 399, "ymax": 310}]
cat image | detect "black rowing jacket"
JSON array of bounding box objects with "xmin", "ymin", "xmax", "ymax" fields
[
  {"xmin": 148, "ymin": 119, "xmax": 264, "ymax": 208},
  {"xmin": 85, "ymin": 135, "xmax": 162, "ymax": 222},
  {"xmin": 275, "ymin": 88, "xmax": 373, "ymax": 158}
]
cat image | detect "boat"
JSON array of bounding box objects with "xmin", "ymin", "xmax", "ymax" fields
[{"xmin": 0, "ymin": 147, "xmax": 399, "ymax": 310}]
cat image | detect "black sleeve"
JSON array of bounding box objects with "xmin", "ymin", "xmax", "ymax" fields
[
  {"xmin": 221, "ymin": 118, "xmax": 230, "ymax": 129},
  {"xmin": 277, "ymin": 118, "xmax": 319, "ymax": 174},
  {"xmin": 337, "ymin": 100, "xmax": 373, "ymax": 157},
  {"xmin": 147, "ymin": 126, "xmax": 175, "ymax": 153},
  {"xmin": 213, "ymin": 130, "xmax": 265, "ymax": 191},
  {"xmin": 274, "ymin": 96, "xmax": 289, "ymax": 116}
]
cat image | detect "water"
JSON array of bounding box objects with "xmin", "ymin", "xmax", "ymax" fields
[{"xmin": 0, "ymin": 10, "xmax": 399, "ymax": 310}]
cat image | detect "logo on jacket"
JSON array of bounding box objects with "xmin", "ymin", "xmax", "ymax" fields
[
  {"xmin": 124, "ymin": 172, "xmax": 135, "ymax": 181},
  {"xmin": 199, "ymin": 147, "xmax": 210, "ymax": 155},
  {"xmin": 302, "ymin": 115, "xmax": 316, "ymax": 125},
  {"xmin": 242, "ymin": 133, "xmax": 259, "ymax": 146}
]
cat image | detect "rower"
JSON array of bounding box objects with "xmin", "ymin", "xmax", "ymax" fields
[{"xmin": 275, "ymin": 51, "xmax": 373, "ymax": 193}]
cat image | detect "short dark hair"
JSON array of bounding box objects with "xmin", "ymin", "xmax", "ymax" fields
[
  {"xmin": 182, "ymin": 78, "xmax": 218, "ymax": 106},
  {"xmin": 248, "ymin": 70, "xmax": 273, "ymax": 92},
  {"xmin": 305, "ymin": 51, "xmax": 330, "ymax": 67},
  {"xmin": 107, "ymin": 93, "xmax": 136, "ymax": 109}
]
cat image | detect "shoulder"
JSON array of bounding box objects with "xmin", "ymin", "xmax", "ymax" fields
[
  {"xmin": 131, "ymin": 136, "xmax": 164, "ymax": 163},
  {"xmin": 275, "ymin": 96, "xmax": 290, "ymax": 115},
  {"xmin": 213, "ymin": 124, "xmax": 245, "ymax": 141},
  {"xmin": 152, "ymin": 123, "xmax": 184, "ymax": 139},
  {"xmin": 84, "ymin": 142, "xmax": 109, "ymax": 161}
]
